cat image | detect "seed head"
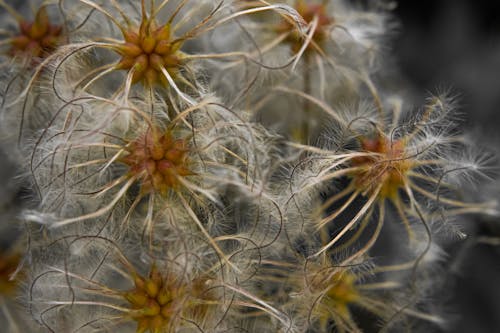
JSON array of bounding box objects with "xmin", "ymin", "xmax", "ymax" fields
[
  {"xmin": 7, "ymin": 6, "xmax": 63, "ymax": 61},
  {"xmin": 311, "ymin": 268, "xmax": 362, "ymax": 330},
  {"xmin": 114, "ymin": 6, "xmax": 183, "ymax": 87},
  {"xmin": 29, "ymin": 236, "xmax": 224, "ymax": 333},
  {"xmin": 298, "ymin": 256, "xmax": 442, "ymax": 332},
  {"xmin": 351, "ymin": 132, "xmax": 412, "ymax": 200},
  {"xmin": 125, "ymin": 264, "xmax": 214, "ymax": 333},
  {"xmin": 287, "ymin": 94, "xmax": 494, "ymax": 257},
  {"xmin": 121, "ymin": 127, "xmax": 194, "ymax": 195}
]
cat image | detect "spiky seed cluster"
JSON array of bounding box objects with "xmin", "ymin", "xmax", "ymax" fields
[
  {"xmin": 115, "ymin": 12, "xmax": 183, "ymax": 87},
  {"xmin": 9, "ymin": 6, "xmax": 63, "ymax": 60},
  {"xmin": 305, "ymin": 262, "xmax": 403, "ymax": 332},
  {"xmin": 310, "ymin": 269, "xmax": 363, "ymax": 330},
  {"xmin": 286, "ymin": 96, "xmax": 495, "ymax": 257},
  {"xmin": 351, "ymin": 133, "xmax": 411, "ymax": 199},
  {"xmin": 121, "ymin": 128, "xmax": 193, "ymax": 195},
  {"xmin": 125, "ymin": 265, "xmax": 212, "ymax": 333}
]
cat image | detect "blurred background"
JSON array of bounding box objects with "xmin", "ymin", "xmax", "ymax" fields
[
  {"xmin": 394, "ymin": 1, "xmax": 500, "ymax": 332},
  {"xmin": 395, "ymin": 0, "xmax": 500, "ymax": 130}
]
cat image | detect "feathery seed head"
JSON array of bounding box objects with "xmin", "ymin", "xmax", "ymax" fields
[
  {"xmin": 323, "ymin": 271, "xmax": 359, "ymax": 305},
  {"xmin": 351, "ymin": 133, "xmax": 412, "ymax": 200},
  {"xmin": 297, "ymin": 256, "xmax": 436, "ymax": 332},
  {"xmin": 29, "ymin": 236, "xmax": 225, "ymax": 332},
  {"xmin": 124, "ymin": 264, "xmax": 214, "ymax": 333},
  {"xmin": 121, "ymin": 127, "xmax": 194, "ymax": 195},
  {"xmin": 61, "ymin": 0, "xmax": 231, "ymax": 100},
  {"xmin": 6, "ymin": 5, "xmax": 63, "ymax": 62},
  {"xmin": 114, "ymin": 4, "xmax": 183, "ymax": 87},
  {"xmin": 287, "ymin": 93, "xmax": 494, "ymax": 257},
  {"xmin": 312, "ymin": 269, "xmax": 361, "ymax": 328},
  {"xmin": 289, "ymin": 257, "xmax": 373, "ymax": 332}
]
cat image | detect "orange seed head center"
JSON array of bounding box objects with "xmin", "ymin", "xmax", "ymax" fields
[
  {"xmin": 115, "ymin": 10, "xmax": 183, "ymax": 87},
  {"xmin": 9, "ymin": 7, "xmax": 63, "ymax": 60},
  {"xmin": 121, "ymin": 128, "xmax": 193, "ymax": 195},
  {"xmin": 351, "ymin": 134, "xmax": 412, "ymax": 199}
]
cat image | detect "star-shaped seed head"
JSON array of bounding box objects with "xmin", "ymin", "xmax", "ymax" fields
[
  {"xmin": 124, "ymin": 265, "xmax": 212, "ymax": 333},
  {"xmin": 9, "ymin": 6, "xmax": 63, "ymax": 61},
  {"xmin": 115, "ymin": 6, "xmax": 184, "ymax": 87},
  {"xmin": 310, "ymin": 267, "xmax": 361, "ymax": 329},
  {"xmin": 121, "ymin": 128, "xmax": 194, "ymax": 196},
  {"xmin": 351, "ymin": 133, "xmax": 412, "ymax": 200}
]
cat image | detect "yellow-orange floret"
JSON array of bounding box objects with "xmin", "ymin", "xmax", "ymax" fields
[
  {"xmin": 114, "ymin": 10, "xmax": 184, "ymax": 87},
  {"xmin": 124, "ymin": 265, "xmax": 212, "ymax": 333},
  {"xmin": 305, "ymin": 262, "xmax": 364, "ymax": 331},
  {"xmin": 276, "ymin": 0, "xmax": 332, "ymax": 53},
  {"xmin": 121, "ymin": 128, "xmax": 193, "ymax": 195},
  {"xmin": 321, "ymin": 272, "xmax": 360, "ymax": 320},
  {"xmin": 351, "ymin": 133, "xmax": 412, "ymax": 200},
  {"xmin": 8, "ymin": 6, "xmax": 63, "ymax": 60}
]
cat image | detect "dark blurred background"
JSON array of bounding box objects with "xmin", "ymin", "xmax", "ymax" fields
[
  {"xmin": 395, "ymin": 0, "xmax": 500, "ymax": 129},
  {"xmin": 393, "ymin": 1, "xmax": 500, "ymax": 332}
]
